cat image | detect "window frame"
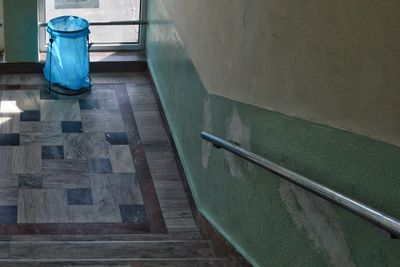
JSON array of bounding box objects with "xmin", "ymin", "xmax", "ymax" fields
[{"xmin": 37, "ymin": 0, "xmax": 147, "ymax": 52}]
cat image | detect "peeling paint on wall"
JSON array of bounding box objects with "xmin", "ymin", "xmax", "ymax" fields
[
  {"xmin": 279, "ymin": 180, "xmax": 355, "ymax": 267},
  {"xmin": 225, "ymin": 106, "xmax": 251, "ymax": 177},
  {"xmin": 202, "ymin": 96, "xmax": 212, "ymax": 169}
]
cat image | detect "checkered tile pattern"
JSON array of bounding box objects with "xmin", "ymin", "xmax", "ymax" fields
[{"xmin": 0, "ymin": 87, "xmax": 147, "ymax": 225}]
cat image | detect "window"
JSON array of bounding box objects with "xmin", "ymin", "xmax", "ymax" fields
[{"xmin": 38, "ymin": 0, "xmax": 147, "ymax": 51}]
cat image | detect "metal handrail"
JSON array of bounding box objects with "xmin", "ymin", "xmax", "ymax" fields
[
  {"xmin": 201, "ymin": 131, "xmax": 400, "ymax": 238},
  {"xmin": 38, "ymin": 20, "xmax": 147, "ymax": 27}
]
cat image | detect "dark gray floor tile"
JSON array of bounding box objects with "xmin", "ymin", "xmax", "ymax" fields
[
  {"xmin": 0, "ymin": 205, "xmax": 17, "ymax": 224},
  {"xmin": 41, "ymin": 146, "xmax": 64, "ymax": 159},
  {"xmin": 88, "ymin": 158, "xmax": 113, "ymax": 174},
  {"xmin": 20, "ymin": 110, "xmax": 41, "ymax": 122},
  {"xmin": 18, "ymin": 175, "xmax": 43, "ymax": 189},
  {"xmin": 67, "ymin": 188, "xmax": 93, "ymax": 205},
  {"xmin": 79, "ymin": 99, "xmax": 100, "ymax": 110},
  {"xmin": 61, "ymin": 121, "xmax": 83, "ymax": 133},
  {"xmin": 119, "ymin": 204, "xmax": 148, "ymax": 224},
  {"xmin": 0, "ymin": 133, "xmax": 19, "ymax": 146},
  {"xmin": 105, "ymin": 132, "xmax": 129, "ymax": 145}
]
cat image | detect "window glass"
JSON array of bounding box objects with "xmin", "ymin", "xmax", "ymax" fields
[{"xmin": 43, "ymin": 0, "xmax": 142, "ymax": 46}]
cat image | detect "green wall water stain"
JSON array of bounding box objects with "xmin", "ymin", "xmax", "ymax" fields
[
  {"xmin": 146, "ymin": 0, "xmax": 400, "ymax": 266},
  {"xmin": 3, "ymin": 0, "xmax": 38, "ymax": 62}
]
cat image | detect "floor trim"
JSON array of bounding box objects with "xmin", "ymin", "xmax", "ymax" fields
[{"xmin": 146, "ymin": 69, "xmax": 199, "ymax": 218}]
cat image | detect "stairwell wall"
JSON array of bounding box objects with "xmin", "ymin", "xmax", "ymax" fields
[
  {"xmin": 146, "ymin": 0, "xmax": 400, "ymax": 266},
  {"xmin": 3, "ymin": 0, "xmax": 38, "ymax": 62}
]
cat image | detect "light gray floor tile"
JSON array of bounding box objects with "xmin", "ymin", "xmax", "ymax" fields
[
  {"xmin": 81, "ymin": 110, "xmax": 125, "ymax": 133},
  {"xmin": 108, "ymin": 145, "xmax": 135, "ymax": 173},
  {"xmin": 0, "ymin": 113, "xmax": 20, "ymax": 134},
  {"xmin": 20, "ymin": 121, "xmax": 62, "ymax": 146},
  {"xmin": 40, "ymin": 100, "xmax": 81, "ymax": 121},
  {"xmin": 68, "ymin": 204, "xmax": 121, "ymax": 223},
  {"xmin": 63, "ymin": 133, "xmax": 108, "ymax": 160},
  {"xmin": 91, "ymin": 72, "xmax": 149, "ymax": 84},
  {"xmin": 145, "ymin": 147, "xmax": 182, "ymax": 182},
  {"xmin": 0, "ymin": 188, "xmax": 18, "ymax": 205},
  {"xmin": 0, "ymin": 74, "xmax": 47, "ymax": 85},
  {"xmin": 160, "ymin": 199, "xmax": 197, "ymax": 229},
  {"xmin": 91, "ymin": 173, "xmax": 143, "ymax": 206},
  {"xmin": 1, "ymin": 90, "xmax": 40, "ymax": 111},
  {"xmin": 42, "ymin": 173, "xmax": 92, "ymax": 189},
  {"xmin": 0, "ymin": 99, "xmax": 22, "ymax": 134},
  {"xmin": 126, "ymin": 83, "xmax": 152, "ymax": 95},
  {"xmin": 91, "ymin": 89, "xmax": 120, "ymax": 111},
  {"xmin": 0, "ymin": 147, "xmax": 12, "ymax": 173},
  {"xmin": 127, "ymin": 85, "xmax": 156, "ymax": 108},
  {"xmin": 42, "ymin": 159, "xmax": 89, "ymax": 174},
  {"xmin": 134, "ymin": 111, "xmax": 169, "ymax": 144},
  {"xmin": 0, "ymin": 174, "xmax": 18, "ymax": 188},
  {"xmin": 0, "ymin": 100, "xmax": 23, "ymax": 113},
  {"xmin": 18, "ymin": 189, "xmax": 69, "ymax": 223},
  {"xmin": 20, "ymin": 121, "xmax": 62, "ymax": 134},
  {"xmin": 10, "ymin": 146, "xmax": 42, "ymax": 174},
  {"xmin": 20, "ymin": 133, "xmax": 63, "ymax": 146},
  {"xmin": 0, "ymin": 242, "xmax": 10, "ymax": 258}
]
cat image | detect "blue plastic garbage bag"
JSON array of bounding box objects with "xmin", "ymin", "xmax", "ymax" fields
[{"xmin": 44, "ymin": 16, "xmax": 91, "ymax": 90}]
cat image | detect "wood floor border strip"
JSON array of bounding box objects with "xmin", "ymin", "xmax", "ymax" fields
[
  {"xmin": 0, "ymin": 223, "xmax": 149, "ymax": 235},
  {"xmin": 114, "ymin": 83, "xmax": 168, "ymax": 234}
]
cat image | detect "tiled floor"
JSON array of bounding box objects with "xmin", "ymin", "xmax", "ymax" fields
[{"xmin": 0, "ymin": 74, "xmax": 195, "ymax": 235}]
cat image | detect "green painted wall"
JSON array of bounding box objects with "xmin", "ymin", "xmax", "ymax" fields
[
  {"xmin": 3, "ymin": 0, "xmax": 38, "ymax": 62},
  {"xmin": 0, "ymin": 0, "xmax": 4, "ymax": 51},
  {"xmin": 146, "ymin": 0, "xmax": 400, "ymax": 266}
]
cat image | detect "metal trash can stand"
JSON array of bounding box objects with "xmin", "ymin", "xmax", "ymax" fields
[{"xmin": 44, "ymin": 16, "xmax": 91, "ymax": 93}]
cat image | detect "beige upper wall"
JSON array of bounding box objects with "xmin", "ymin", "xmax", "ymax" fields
[{"xmin": 162, "ymin": 0, "xmax": 400, "ymax": 147}]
